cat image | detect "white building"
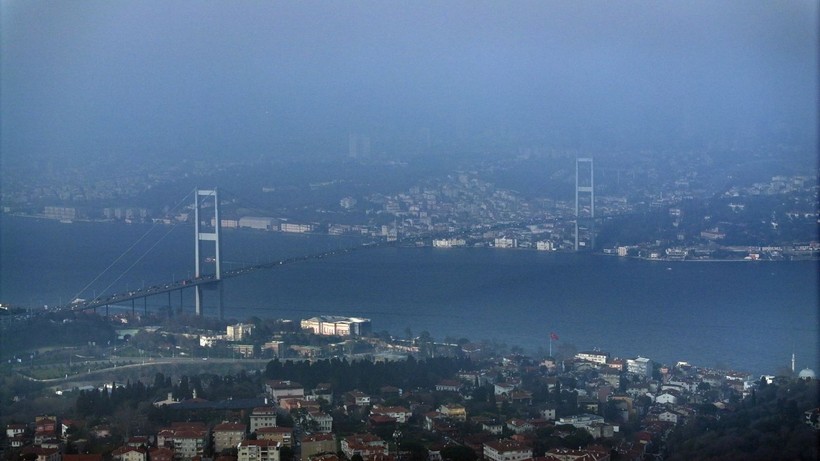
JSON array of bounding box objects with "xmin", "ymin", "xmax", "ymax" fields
[
  {"xmin": 576, "ymin": 351, "xmax": 610, "ymax": 365},
  {"xmin": 199, "ymin": 334, "xmax": 226, "ymax": 347},
  {"xmin": 239, "ymin": 216, "xmax": 277, "ymax": 231},
  {"xmin": 340, "ymin": 197, "xmax": 357, "ymax": 209},
  {"xmin": 627, "ymin": 357, "xmax": 653, "ymax": 378},
  {"xmin": 494, "ymin": 237, "xmax": 517, "ymax": 249},
  {"xmin": 280, "ymin": 223, "xmax": 313, "ymax": 233},
  {"xmin": 483, "ymin": 439, "xmax": 532, "ymax": 461},
  {"xmin": 250, "ymin": 406, "xmax": 278, "ymax": 433},
  {"xmin": 536, "ymin": 240, "xmax": 554, "ymax": 251},
  {"xmin": 307, "ymin": 411, "xmax": 333, "ymax": 433},
  {"xmin": 370, "ymin": 406, "xmax": 411, "ymax": 424},
  {"xmin": 238, "ymin": 440, "xmax": 280, "ymax": 461},
  {"xmin": 557, "ymin": 413, "xmax": 605, "ymax": 430},
  {"xmin": 432, "ymin": 238, "xmax": 466, "ymax": 248},
  {"xmin": 265, "ymin": 380, "xmax": 305, "ymax": 402},
  {"xmin": 301, "ymin": 316, "xmax": 372, "ymax": 337},
  {"xmin": 655, "ymin": 393, "xmax": 678, "ymax": 405},
  {"xmin": 227, "ymin": 323, "xmax": 254, "ymax": 341}
]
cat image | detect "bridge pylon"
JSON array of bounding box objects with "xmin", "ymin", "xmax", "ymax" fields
[
  {"xmin": 194, "ymin": 188, "xmax": 223, "ymax": 318},
  {"xmin": 575, "ymin": 158, "xmax": 595, "ymax": 251}
]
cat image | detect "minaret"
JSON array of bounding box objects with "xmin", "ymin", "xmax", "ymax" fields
[{"xmin": 791, "ymin": 352, "xmax": 796, "ymax": 373}]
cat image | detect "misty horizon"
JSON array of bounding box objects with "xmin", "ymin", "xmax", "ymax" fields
[{"xmin": 2, "ymin": 1, "xmax": 817, "ymax": 168}]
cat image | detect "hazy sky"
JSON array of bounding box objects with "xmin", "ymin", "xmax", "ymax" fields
[{"xmin": 2, "ymin": 1, "xmax": 817, "ymax": 163}]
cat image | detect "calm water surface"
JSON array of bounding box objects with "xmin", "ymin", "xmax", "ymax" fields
[{"xmin": 2, "ymin": 216, "xmax": 817, "ymax": 375}]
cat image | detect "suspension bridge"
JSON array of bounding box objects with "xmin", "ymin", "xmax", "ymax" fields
[
  {"xmin": 10, "ymin": 181, "xmax": 596, "ymax": 321},
  {"xmin": 42, "ymin": 188, "xmax": 388, "ymax": 320}
]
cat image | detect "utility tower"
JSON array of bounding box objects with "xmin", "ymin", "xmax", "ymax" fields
[
  {"xmin": 194, "ymin": 188, "xmax": 223, "ymax": 317},
  {"xmin": 575, "ymin": 158, "xmax": 594, "ymax": 251}
]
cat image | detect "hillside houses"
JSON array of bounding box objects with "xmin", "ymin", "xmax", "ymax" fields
[{"xmin": 8, "ymin": 340, "xmax": 806, "ymax": 461}]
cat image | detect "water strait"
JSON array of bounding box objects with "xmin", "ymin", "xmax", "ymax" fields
[{"xmin": 2, "ymin": 215, "xmax": 817, "ymax": 376}]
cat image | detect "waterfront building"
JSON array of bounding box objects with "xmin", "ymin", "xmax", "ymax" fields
[
  {"xmin": 280, "ymin": 223, "xmax": 313, "ymax": 233},
  {"xmin": 494, "ymin": 237, "xmax": 517, "ymax": 248},
  {"xmin": 239, "ymin": 216, "xmax": 277, "ymax": 231},
  {"xmin": 301, "ymin": 316, "xmax": 372, "ymax": 337}
]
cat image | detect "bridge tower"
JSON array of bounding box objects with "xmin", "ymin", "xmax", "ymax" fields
[
  {"xmin": 194, "ymin": 188, "xmax": 223, "ymax": 317},
  {"xmin": 575, "ymin": 158, "xmax": 594, "ymax": 251}
]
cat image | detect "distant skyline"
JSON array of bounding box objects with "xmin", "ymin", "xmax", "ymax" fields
[{"xmin": 2, "ymin": 1, "xmax": 817, "ymax": 166}]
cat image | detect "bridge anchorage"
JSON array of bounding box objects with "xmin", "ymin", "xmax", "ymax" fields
[{"xmin": 194, "ymin": 188, "xmax": 223, "ymax": 318}]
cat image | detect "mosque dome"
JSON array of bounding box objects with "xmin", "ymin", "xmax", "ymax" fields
[{"xmin": 797, "ymin": 368, "xmax": 816, "ymax": 380}]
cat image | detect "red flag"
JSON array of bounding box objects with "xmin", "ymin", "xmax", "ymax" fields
[{"xmin": 550, "ymin": 332, "xmax": 559, "ymax": 341}]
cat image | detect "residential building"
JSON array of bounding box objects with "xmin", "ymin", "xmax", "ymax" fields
[
  {"xmin": 301, "ymin": 434, "xmax": 337, "ymax": 461},
  {"xmin": 494, "ymin": 237, "xmax": 517, "ymax": 249},
  {"xmin": 157, "ymin": 422, "xmax": 208, "ymax": 460},
  {"xmin": 250, "ymin": 407, "xmax": 277, "ymax": 433},
  {"xmin": 307, "ymin": 411, "xmax": 333, "ymax": 433},
  {"xmin": 494, "ymin": 382, "xmax": 516, "ymax": 396},
  {"xmin": 340, "ymin": 434, "xmax": 388, "ymax": 461},
  {"xmin": 213, "ymin": 422, "xmax": 246, "ymax": 453},
  {"xmin": 536, "ymin": 240, "xmax": 554, "ymax": 251},
  {"xmin": 34, "ymin": 417, "xmax": 58, "ymax": 444},
  {"xmin": 21, "ymin": 447, "xmax": 61, "ymax": 461},
  {"xmin": 438, "ymin": 404, "xmax": 466, "ymax": 421},
  {"xmin": 557, "ymin": 414, "xmax": 605, "ymax": 431},
  {"xmin": 627, "ymin": 357, "xmax": 653, "ymax": 378},
  {"xmin": 112, "ymin": 446, "xmax": 148, "ymax": 461},
  {"xmin": 506, "ymin": 419, "xmax": 533, "ymax": 434},
  {"xmin": 655, "ymin": 393, "xmax": 678, "ymax": 405},
  {"xmin": 483, "ymin": 439, "xmax": 532, "ymax": 461},
  {"xmin": 63, "ymin": 455, "xmax": 102, "ymax": 461},
  {"xmin": 226, "ymin": 323, "xmax": 254, "ymax": 341},
  {"xmin": 6, "ymin": 424, "xmax": 27, "ymax": 439},
  {"xmin": 149, "ymin": 448, "xmax": 174, "ymax": 461},
  {"xmin": 266, "ymin": 380, "xmax": 305, "ymax": 402},
  {"xmin": 256, "ymin": 427, "xmax": 292, "ymax": 447},
  {"xmin": 541, "ymin": 406, "xmax": 556, "ymax": 421},
  {"xmin": 238, "ymin": 440, "xmax": 280, "ymax": 461},
  {"xmin": 370, "ymin": 406, "xmax": 411, "ymax": 424},
  {"xmin": 345, "ymin": 391, "xmax": 371, "ymax": 407},
  {"xmin": 435, "ymin": 380, "xmax": 461, "ymax": 392},
  {"xmin": 542, "ymin": 447, "xmax": 610, "ymax": 461}
]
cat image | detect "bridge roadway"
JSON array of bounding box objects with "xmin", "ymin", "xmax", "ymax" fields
[
  {"xmin": 19, "ymin": 215, "xmax": 595, "ymax": 318},
  {"xmin": 53, "ymin": 242, "xmax": 380, "ymax": 314}
]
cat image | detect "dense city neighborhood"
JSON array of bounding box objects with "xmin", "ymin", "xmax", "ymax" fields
[
  {"xmin": 3, "ymin": 150, "xmax": 818, "ymax": 261},
  {"xmin": 2, "ymin": 314, "xmax": 817, "ymax": 461}
]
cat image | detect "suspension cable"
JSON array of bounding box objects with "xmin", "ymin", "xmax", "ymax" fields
[{"xmin": 70, "ymin": 190, "xmax": 193, "ymax": 303}]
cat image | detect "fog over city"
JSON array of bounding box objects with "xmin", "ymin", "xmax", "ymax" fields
[
  {"xmin": 2, "ymin": 0, "xmax": 817, "ymax": 168},
  {"xmin": 2, "ymin": 5, "xmax": 820, "ymax": 458}
]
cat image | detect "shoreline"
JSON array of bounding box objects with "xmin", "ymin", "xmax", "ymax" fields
[{"xmin": 5, "ymin": 212, "xmax": 818, "ymax": 263}]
